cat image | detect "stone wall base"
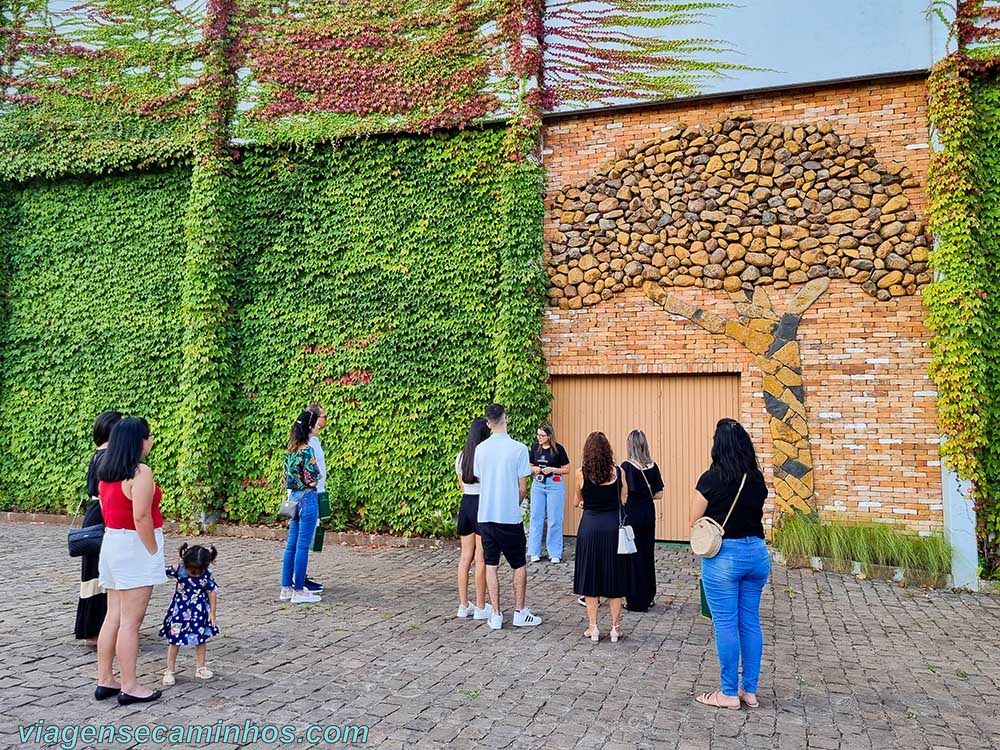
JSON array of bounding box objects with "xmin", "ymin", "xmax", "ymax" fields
[{"xmin": 0, "ymin": 512, "xmax": 460, "ymax": 549}]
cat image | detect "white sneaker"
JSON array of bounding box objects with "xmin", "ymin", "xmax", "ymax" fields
[
  {"xmin": 457, "ymin": 602, "xmax": 476, "ymax": 618},
  {"xmin": 162, "ymin": 670, "xmax": 175, "ymax": 686},
  {"xmin": 551, "ymin": 557, "xmax": 561, "ymax": 564},
  {"xmin": 279, "ymin": 587, "xmax": 293, "ymax": 601},
  {"xmin": 291, "ymin": 591, "xmax": 321, "ymax": 604},
  {"xmin": 513, "ymin": 608, "xmax": 542, "ymax": 627},
  {"xmin": 530, "ymin": 556, "xmax": 541, "ymax": 563},
  {"xmin": 473, "ymin": 603, "xmax": 493, "ymax": 620},
  {"xmin": 488, "ymin": 611, "xmax": 503, "ymax": 630}
]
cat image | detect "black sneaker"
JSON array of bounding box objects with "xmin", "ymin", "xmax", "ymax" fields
[{"xmin": 304, "ymin": 578, "xmax": 324, "ymax": 593}]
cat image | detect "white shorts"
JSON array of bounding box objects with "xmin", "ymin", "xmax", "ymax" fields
[{"xmin": 98, "ymin": 528, "xmax": 167, "ymax": 590}]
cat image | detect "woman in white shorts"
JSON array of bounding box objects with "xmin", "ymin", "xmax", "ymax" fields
[{"xmin": 96, "ymin": 417, "xmax": 166, "ymax": 705}]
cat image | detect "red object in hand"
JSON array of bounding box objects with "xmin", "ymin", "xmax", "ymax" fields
[{"xmin": 553, "ymin": 476, "xmax": 561, "ymax": 482}]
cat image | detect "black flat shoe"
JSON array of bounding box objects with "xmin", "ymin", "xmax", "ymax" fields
[
  {"xmin": 117, "ymin": 690, "xmax": 162, "ymax": 705},
  {"xmin": 94, "ymin": 686, "xmax": 121, "ymax": 701}
]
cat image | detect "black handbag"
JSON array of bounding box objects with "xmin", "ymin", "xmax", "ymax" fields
[{"xmin": 68, "ymin": 499, "xmax": 105, "ymax": 557}]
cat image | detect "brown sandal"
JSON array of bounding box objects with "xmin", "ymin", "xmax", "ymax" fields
[
  {"xmin": 695, "ymin": 690, "xmax": 740, "ymax": 710},
  {"xmin": 738, "ymin": 689, "xmax": 759, "ymax": 708}
]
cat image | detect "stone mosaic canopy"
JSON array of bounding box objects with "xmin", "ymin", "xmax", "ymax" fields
[{"xmin": 547, "ymin": 116, "xmax": 929, "ymax": 309}]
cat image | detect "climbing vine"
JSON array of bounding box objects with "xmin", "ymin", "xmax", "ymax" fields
[
  {"xmin": 0, "ymin": 0, "xmax": 202, "ymax": 180},
  {"xmin": 0, "ymin": 0, "xmax": 745, "ymax": 531},
  {"xmin": 926, "ymin": 0, "xmax": 1000, "ymax": 576},
  {"xmin": 226, "ymin": 130, "xmax": 548, "ymax": 532},
  {"xmin": 0, "ymin": 168, "xmax": 192, "ymax": 516},
  {"xmin": 176, "ymin": 0, "xmax": 240, "ymax": 515}
]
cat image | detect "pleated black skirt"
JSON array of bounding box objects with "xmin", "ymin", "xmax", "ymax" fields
[{"xmin": 573, "ymin": 509, "xmax": 629, "ymax": 598}]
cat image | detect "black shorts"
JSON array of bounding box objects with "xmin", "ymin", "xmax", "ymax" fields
[
  {"xmin": 478, "ymin": 522, "xmax": 527, "ymax": 569},
  {"xmin": 457, "ymin": 494, "xmax": 480, "ymax": 537}
]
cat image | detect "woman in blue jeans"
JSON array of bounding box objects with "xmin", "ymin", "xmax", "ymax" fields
[
  {"xmin": 280, "ymin": 409, "xmax": 322, "ymax": 605},
  {"xmin": 692, "ymin": 418, "xmax": 770, "ymax": 710},
  {"xmin": 528, "ymin": 425, "xmax": 570, "ymax": 563}
]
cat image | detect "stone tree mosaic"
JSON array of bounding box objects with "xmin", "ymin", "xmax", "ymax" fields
[{"xmin": 546, "ymin": 116, "xmax": 929, "ymax": 516}]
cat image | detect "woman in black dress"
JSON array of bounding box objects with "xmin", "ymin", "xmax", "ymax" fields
[
  {"xmin": 621, "ymin": 429, "xmax": 664, "ymax": 612},
  {"xmin": 573, "ymin": 431, "xmax": 628, "ymax": 643},
  {"xmin": 75, "ymin": 410, "xmax": 121, "ymax": 644}
]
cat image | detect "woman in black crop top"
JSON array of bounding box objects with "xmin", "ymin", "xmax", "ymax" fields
[
  {"xmin": 692, "ymin": 419, "xmax": 770, "ymax": 711},
  {"xmin": 572, "ymin": 431, "xmax": 628, "ymax": 643}
]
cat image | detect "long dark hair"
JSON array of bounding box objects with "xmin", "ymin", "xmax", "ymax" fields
[
  {"xmin": 98, "ymin": 417, "xmax": 151, "ymax": 482},
  {"xmin": 287, "ymin": 409, "xmax": 318, "ymax": 451},
  {"xmin": 710, "ymin": 418, "xmax": 762, "ymax": 482},
  {"xmin": 92, "ymin": 411, "xmax": 122, "ymax": 447},
  {"xmin": 582, "ymin": 431, "xmax": 615, "ymax": 485},
  {"xmin": 460, "ymin": 418, "xmax": 490, "ymax": 485}
]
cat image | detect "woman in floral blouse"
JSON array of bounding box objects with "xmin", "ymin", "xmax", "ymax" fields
[{"xmin": 279, "ymin": 409, "xmax": 322, "ymax": 604}]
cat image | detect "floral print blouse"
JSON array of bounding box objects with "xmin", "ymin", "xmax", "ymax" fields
[{"xmin": 284, "ymin": 446, "xmax": 320, "ymax": 491}]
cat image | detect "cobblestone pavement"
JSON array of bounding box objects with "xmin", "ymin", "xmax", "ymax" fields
[{"xmin": 1, "ymin": 521, "xmax": 999, "ymax": 750}]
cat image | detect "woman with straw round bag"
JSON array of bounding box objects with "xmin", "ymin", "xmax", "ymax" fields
[{"xmin": 691, "ymin": 419, "xmax": 770, "ymax": 711}]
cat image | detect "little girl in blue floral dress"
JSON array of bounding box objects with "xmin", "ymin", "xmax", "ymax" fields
[{"xmin": 159, "ymin": 543, "xmax": 219, "ymax": 685}]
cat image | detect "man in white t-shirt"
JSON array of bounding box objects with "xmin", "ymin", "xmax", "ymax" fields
[{"xmin": 473, "ymin": 404, "xmax": 542, "ymax": 630}]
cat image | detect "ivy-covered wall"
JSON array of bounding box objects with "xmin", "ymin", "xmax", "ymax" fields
[
  {"xmin": 227, "ymin": 131, "xmax": 547, "ymax": 533},
  {"xmin": 924, "ymin": 1, "xmax": 1000, "ymax": 576},
  {"xmin": 0, "ymin": 130, "xmax": 550, "ymax": 534},
  {"xmin": 0, "ymin": 168, "xmax": 192, "ymax": 516}
]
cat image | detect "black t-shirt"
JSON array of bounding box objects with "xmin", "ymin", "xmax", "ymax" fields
[
  {"xmin": 695, "ymin": 467, "xmax": 767, "ymax": 539},
  {"xmin": 529, "ymin": 443, "xmax": 570, "ymax": 483},
  {"xmin": 621, "ymin": 461, "xmax": 664, "ymax": 505}
]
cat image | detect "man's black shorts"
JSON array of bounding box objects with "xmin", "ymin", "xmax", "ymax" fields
[{"xmin": 478, "ymin": 522, "xmax": 527, "ymax": 569}]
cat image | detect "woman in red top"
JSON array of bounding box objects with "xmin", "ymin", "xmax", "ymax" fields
[{"xmin": 95, "ymin": 417, "xmax": 166, "ymax": 705}]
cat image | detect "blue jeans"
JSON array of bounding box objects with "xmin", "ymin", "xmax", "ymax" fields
[
  {"xmin": 701, "ymin": 537, "xmax": 770, "ymax": 696},
  {"xmin": 281, "ymin": 490, "xmax": 318, "ymax": 590},
  {"xmin": 528, "ymin": 478, "xmax": 565, "ymax": 559}
]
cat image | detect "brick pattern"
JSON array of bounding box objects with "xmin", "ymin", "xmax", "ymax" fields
[
  {"xmin": 543, "ymin": 281, "xmax": 941, "ymax": 534},
  {"xmin": 643, "ymin": 280, "xmax": 826, "ymax": 516},
  {"xmin": 4, "ymin": 522, "xmax": 1000, "ymax": 750},
  {"xmin": 541, "ymin": 76, "xmax": 931, "ymax": 214},
  {"xmin": 540, "ymin": 77, "xmax": 942, "ymax": 532}
]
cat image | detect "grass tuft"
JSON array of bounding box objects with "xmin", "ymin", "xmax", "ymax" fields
[{"xmin": 773, "ymin": 514, "xmax": 951, "ymax": 578}]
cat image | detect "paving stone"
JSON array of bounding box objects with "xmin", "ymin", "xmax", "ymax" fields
[{"xmin": 1, "ymin": 523, "xmax": 999, "ymax": 749}]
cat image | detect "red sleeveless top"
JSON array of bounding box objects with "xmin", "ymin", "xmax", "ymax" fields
[{"xmin": 99, "ymin": 479, "xmax": 164, "ymax": 530}]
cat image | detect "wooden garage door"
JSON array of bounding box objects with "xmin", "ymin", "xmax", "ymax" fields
[{"xmin": 552, "ymin": 374, "xmax": 740, "ymax": 542}]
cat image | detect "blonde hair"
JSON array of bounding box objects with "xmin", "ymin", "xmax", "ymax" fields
[{"xmin": 627, "ymin": 429, "xmax": 653, "ymax": 467}]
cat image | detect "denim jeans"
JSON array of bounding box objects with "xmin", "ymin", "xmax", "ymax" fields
[
  {"xmin": 528, "ymin": 477, "xmax": 565, "ymax": 559},
  {"xmin": 281, "ymin": 490, "xmax": 318, "ymax": 590},
  {"xmin": 701, "ymin": 536, "xmax": 770, "ymax": 696}
]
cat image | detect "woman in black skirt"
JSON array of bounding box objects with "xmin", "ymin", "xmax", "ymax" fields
[
  {"xmin": 75, "ymin": 411, "xmax": 121, "ymax": 644},
  {"xmin": 622, "ymin": 429, "xmax": 664, "ymax": 612},
  {"xmin": 573, "ymin": 431, "xmax": 628, "ymax": 643}
]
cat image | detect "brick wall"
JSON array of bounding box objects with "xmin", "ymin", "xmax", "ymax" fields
[{"xmin": 540, "ymin": 75, "xmax": 943, "ymax": 532}]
